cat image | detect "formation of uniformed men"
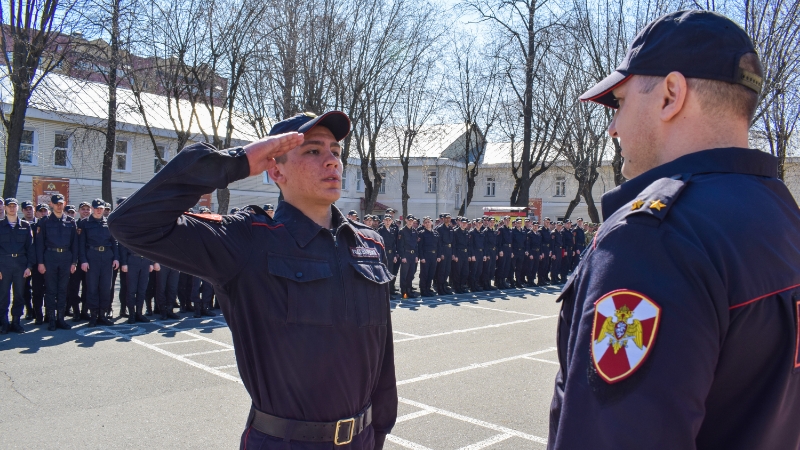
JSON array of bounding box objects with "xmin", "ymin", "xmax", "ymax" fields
[
  {"xmin": 358, "ymin": 207, "xmax": 595, "ymax": 299},
  {"xmin": 0, "ymin": 194, "xmax": 232, "ymax": 334}
]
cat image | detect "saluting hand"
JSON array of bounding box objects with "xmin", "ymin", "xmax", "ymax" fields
[{"xmin": 244, "ymin": 132, "xmax": 305, "ymax": 176}]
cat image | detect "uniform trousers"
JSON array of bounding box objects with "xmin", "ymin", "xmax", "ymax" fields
[
  {"xmin": 560, "ymin": 250, "xmax": 573, "ymax": 279},
  {"xmin": 26, "ymin": 270, "xmax": 45, "ymax": 319},
  {"xmin": 43, "ymin": 250, "xmax": 74, "ymax": 313},
  {"xmin": 481, "ymin": 253, "xmax": 496, "ymax": 287},
  {"xmin": 385, "ymin": 250, "xmax": 398, "ymax": 292},
  {"xmin": 111, "ymin": 267, "xmax": 128, "ymax": 313},
  {"xmin": 85, "ymin": 249, "xmax": 114, "ymax": 311},
  {"xmin": 125, "ymin": 256, "xmax": 151, "ymax": 314},
  {"xmin": 66, "ymin": 266, "xmax": 86, "ymax": 315},
  {"xmin": 399, "ymin": 257, "xmax": 416, "ymax": 295},
  {"xmin": 177, "ymin": 272, "xmax": 193, "ymax": 310},
  {"xmin": 495, "ymin": 247, "xmax": 511, "ymax": 285},
  {"xmin": 0, "ymin": 257, "xmax": 27, "ymax": 320},
  {"xmin": 191, "ymin": 276, "xmax": 214, "ymax": 307},
  {"xmin": 538, "ymin": 253, "xmax": 551, "ymax": 283},
  {"xmin": 469, "ymin": 254, "xmax": 484, "ymax": 289},
  {"xmin": 419, "ymin": 250, "xmax": 437, "ymax": 293},
  {"xmin": 550, "ymin": 249, "xmax": 563, "ymax": 283},
  {"xmin": 452, "ymin": 249, "xmax": 469, "ymax": 290},
  {"xmin": 156, "ymin": 266, "xmax": 180, "ymax": 311},
  {"xmin": 527, "ymin": 255, "xmax": 540, "ymax": 284},
  {"xmin": 436, "ymin": 248, "xmax": 452, "ymax": 290},
  {"xmin": 512, "ymin": 249, "xmax": 526, "ymax": 285}
]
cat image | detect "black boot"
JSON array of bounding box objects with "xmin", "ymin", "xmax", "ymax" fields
[
  {"xmin": 193, "ymin": 302, "xmax": 202, "ymax": 318},
  {"xmin": 88, "ymin": 309, "xmax": 98, "ymax": 328},
  {"xmin": 80, "ymin": 310, "xmax": 92, "ymax": 320},
  {"xmin": 24, "ymin": 309, "xmax": 34, "ymax": 320},
  {"xmin": 48, "ymin": 310, "xmax": 57, "ymax": 331},
  {"xmin": 135, "ymin": 305, "xmax": 150, "ymax": 323},
  {"xmin": 0, "ymin": 318, "xmax": 8, "ymax": 334},
  {"xmin": 9, "ymin": 316, "xmax": 24, "ymax": 333},
  {"xmin": 56, "ymin": 310, "xmax": 72, "ymax": 330},
  {"xmin": 201, "ymin": 303, "xmax": 216, "ymax": 317},
  {"xmin": 72, "ymin": 308, "xmax": 83, "ymax": 323},
  {"xmin": 97, "ymin": 308, "xmax": 114, "ymax": 326},
  {"xmin": 127, "ymin": 305, "xmax": 137, "ymax": 324},
  {"xmin": 161, "ymin": 304, "xmax": 179, "ymax": 320}
]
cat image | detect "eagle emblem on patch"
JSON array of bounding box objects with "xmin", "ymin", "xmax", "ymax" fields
[
  {"xmin": 592, "ymin": 290, "xmax": 661, "ymax": 384},
  {"xmin": 350, "ymin": 247, "xmax": 379, "ymax": 259}
]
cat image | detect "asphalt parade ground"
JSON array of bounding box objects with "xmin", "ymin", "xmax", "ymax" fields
[{"xmin": 0, "ymin": 285, "xmax": 564, "ymax": 450}]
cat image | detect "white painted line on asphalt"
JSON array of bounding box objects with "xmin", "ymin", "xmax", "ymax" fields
[
  {"xmin": 397, "ymin": 348, "xmax": 556, "ymax": 386},
  {"xmin": 398, "ymin": 398, "xmax": 547, "ymax": 445},
  {"xmin": 98, "ymin": 326, "xmax": 243, "ymax": 384},
  {"xmin": 212, "ymin": 364, "xmax": 239, "ymax": 370},
  {"xmin": 522, "ymin": 357, "xmax": 559, "ymax": 366},
  {"xmin": 457, "ymin": 433, "xmax": 513, "ymax": 450},
  {"xmin": 180, "ymin": 331, "xmax": 235, "ymax": 349},
  {"xmin": 180, "ymin": 348, "xmax": 235, "ymax": 357},
  {"xmin": 395, "ymin": 409, "xmax": 434, "ymax": 423},
  {"xmin": 393, "ymin": 315, "xmax": 558, "ymax": 343},
  {"xmin": 385, "ymin": 434, "xmax": 434, "ymax": 450},
  {"xmin": 462, "ymin": 305, "xmax": 542, "ymax": 316},
  {"xmin": 152, "ymin": 338, "xmax": 203, "ymax": 346},
  {"xmin": 393, "ymin": 331, "xmax": 421, "ymax": 338}
]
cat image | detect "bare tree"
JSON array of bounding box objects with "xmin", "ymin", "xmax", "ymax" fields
[
  {"xmin": 447, "ymin": 35, "xmax": 502, "ymax": 215},
  {"xmin": 1, "ymin": 0, "xmax": 81, "ymax": 197}
]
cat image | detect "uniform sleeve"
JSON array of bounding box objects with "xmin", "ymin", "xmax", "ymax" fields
[
  {"xmin": 35, "ymin": 220, "xmax": 45, "ymax": 265},
  {"xmin": 550, "ymin": 221, "xmax": 726, "ymax": 449},
  {"xmin": 112, "ymin": 239, "xmax": 119, "ymax": 261},
  {"xmin": 78, "ymin": 222, "xmax": 87, "ymax": 264},
  {"xmin": 371, "ymin": 304, "xmax": 398, "ymax": 440},
  {"xmin": 24, "ymin": 225, "xmax": 34, "ymax": 269},
  {"xmin": 71, "ymin": 223, "xmax": 79, "ymax": 264},
  {"xmin": 108, "ymin": 143, "xmax": 253, "ymax": 284},
  {"xmin": 119, "ymin": 244, "xmax": 128, "ymax": 266}
]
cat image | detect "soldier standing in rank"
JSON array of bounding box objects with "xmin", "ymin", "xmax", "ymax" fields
[
  {"xmin": 66, "ymin": 202, "xmax": 90, "ymax": 321},
  {"xmin": 192, "ymin": 275, "xmax": 216, "ymax": 318},
  {"xmin": 511, "ymin": 219, "xmax": 528, "ymax": 288},
  {"xmin": 378, "ymin": 214, "xmax": 399, "ymax": 298},
  {"xmin": 0, "ymin": 198, "xmax": 34, "ymax": 334},
  {"xmin": 120, "ymin": 242, "xmax": 153, "ymax": 323},
  {"xmin": 560, "ymin": 220, "xmax": 574, "ymax": 281},
  {"xmin": 538, "ymin": 218, "xmax": 551, "ymax": 285},
  {"xmin": 20, "ymin": 201, "xmax": 36, "ymax": 320},
  {"xmin": 549, "ymin": 222, "xmax": 564, "ymax": 284},
  {"xmin": 435, "ymin": 213, "xmax": 454, "ymax": 295},
  {"xmin": 78, "ymin": 199, "xmax": 119, "ymax": 327},
  {"xmin": 468, "ymin": 218, "xmax": 486, "ymax": 292},
  {"xmin": 384, "ymin": 209, "xmax": 401, "ymax": 287},
  {"xmin": 495, "ymin": 216, "xmax": 512, "ymax": 289},
  {"xmin": 481, "ymin": 217, "xmax": 498, "ymax": 291},
  {"xmin": 572, "ymin": 218, "xmax": 585, "ymax": 270},
  {"xmin": 417, "ymin": 217, "xmax": 439, "ymax": 297},
  {"xmin": 155, "ymin": 260, "xmax": 181, "ymax": 320},
  {"xmin": 36, "ymin": 194, "xmax": 78, "ymax": 331},
  {"xmin": 451, "ymin": 217, "xmax": 470, "ymax": 294},
  {"xmin": 110, "ymin": 197, "xmax": 129, "ymax": 318},
  {"xmin": 526, "ymin": 220, "xmax": 542, "ymax": 287},
  {"xmin": 398, "ymin": 215, "xmax": 419, "ymax": 298},
  {"xmin": 28, "ymin": 204, "xmax": 50, "ymax": 324}
]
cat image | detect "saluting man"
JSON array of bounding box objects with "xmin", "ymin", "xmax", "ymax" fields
[
  {"xmin": 109, "ymin": 111, "xmax": 397, "ymax": 449},
  {"xmin": 549, "ymin": 11, "xmax": 800, "ymax": 449}
]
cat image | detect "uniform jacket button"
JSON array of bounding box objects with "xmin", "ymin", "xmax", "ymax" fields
[{"xmin": 295, "ymin": 272, "xmax": 303, "ymax": 278}]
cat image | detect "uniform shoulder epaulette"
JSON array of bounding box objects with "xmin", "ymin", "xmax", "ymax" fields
[
  {"xmin": 184, "ymin": 212, "xmax": 223, "ymax": 223},
  {"xmin": 625, "ymin": 174, "xmax": 691, "ymax": 222}
]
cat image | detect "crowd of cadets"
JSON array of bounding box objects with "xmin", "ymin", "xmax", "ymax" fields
[
  {"xmin": 349, "ymin": 208, "xmax": 599, "ymax": 299},
  {"xmin": 0, "ymin": 197, "xmax": 281, "ymax": 335}
]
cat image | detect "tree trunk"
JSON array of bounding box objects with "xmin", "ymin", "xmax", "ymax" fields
[
  {"xmin": 216, "ymin": 188, "xmax": 230, "ymax": 214},
  {"xmin": 582, "ymin": 185, "xmax": 600, "ymax": 223},
  {"xmin": 2, "ymin": 90, "xmax": 31, "ymax": 198},
  {"xmin": 401, "ymin": 161, "xmax": 410, "ymax": 218},
  {"xmin": 563, "ymin": 188, "xmax": 582, "ymax": 220},
  {"xmin": 102, "ymin": 0, "xmax": 121, "ymax": 204},
  {"xmin": 611, "ymin": 138, "xmax": 625, "ymax": 186}
]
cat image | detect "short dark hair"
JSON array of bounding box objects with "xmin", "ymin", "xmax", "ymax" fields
[{"xmin": 637, "ymin": 53, "xmax": 763, "ymax": 123}]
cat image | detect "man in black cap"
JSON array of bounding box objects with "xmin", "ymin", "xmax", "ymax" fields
[
  {"xmin": 435, "ymin": 213, "xmax": 454, "ymax": 294},
  {"xmin": 263, "ymin": 204, "xmax": 275, "ymax": 219},
  {"xmin": 67, "ymin": 202, "xmax": 92, "ymax": 321},
  {"xmin": 36, "ymin": 194, "xmax": 78, "ymax": 331},
  {"xmin": 451, "ymin": 217, "xmax": 470, "ymax": 293},
  {"xmin": 549, "ymin": 11, "xmax": 800, "ymax": 449},
  {"xmin": 20, "ymin": 201, "xmax": 36, "ymax": 320},
  {"xmin": 378, "ymin": 213, "xmax": 399, "ymax": 298},
  {"xmin": 0, "ymin": 198, "xmax": 34, "ymax": 333},
  {"xmin": 468, "ymin": 218, "xmax": 486, "ymax": 292},
  {"xmin": 495, "ymin": 216, "xmax": 512, "ymax": 289},
  {"xmin": 26, "ymin": 203, "xmax": 49, "ymax": 323},
  {"xmin": 549, "ymin": 221, "xmax": 563, "ymax": 284},
  {"xmin": 481, "ymin": 217, "xmax": 498, "ymax": 290},
  {"xmin": 347, "ymin": 210, "xmax": 359, "ymax": 222},
  {"xmin": 110, "ymin": 111, "xmax": 397, "ymax": 449},
  {"xmin": 77, "ymin": 199, "xmax": 119, "ymax": 327},
  {"xmin": 398, "ymin": 215, "xmax": 419, "ymax": 298},
  {"xmin": 110, "ymin": 197, "xmax": 128, "ymax": 318}
]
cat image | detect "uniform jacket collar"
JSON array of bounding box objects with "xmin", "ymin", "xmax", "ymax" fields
[
  {"xmin": 601, "ymin": 147, "xmax": 777, "ymax": 220},
  {"xmin": 273, "ymin": 201, "xmax": 354, "ymax": 248}
]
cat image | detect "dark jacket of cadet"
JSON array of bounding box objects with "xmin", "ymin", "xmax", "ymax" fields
[
  {"xmin": 397, "ymin": 225, "xmax": 418, "ymax": 260},
  {"xmin": 417, "ymin": 227, "xmax": 439, "ymax": 258},
  {"xmin": 469, "ymin": 227, "xmax": 485, "ymax": 259},
  {"xmin": 35, "ymin": 213, "xmax": 79, "ymax": 264},
  {"xmin": 108, "ymin": 143, "xmax": 398, "ymax": 447},
  {"xmin": 77, "ymin": 216, "xmax": 119, "ymax": 264},
  {"xmin": 0, "ymin": 217, "xmax": 35, "ymax": 269},
  {"xmin": 453, "ymin": 226, "xmax": 470, "ymax": 259},
  {"xmin": 378, "ymin": 225, "xmax": 398, "ymax": 260}
]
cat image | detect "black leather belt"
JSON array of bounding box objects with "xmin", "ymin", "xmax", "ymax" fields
[
  {"xmin": 247, "ymin": 404, "xmax": 372, "ymax": 446},
  {"xmin": 409, "ymin": 250, "xmax": 415, "ymax": 254},
  {"xmin": 505, "ymin": 244, "xmax": 512, "ymax": 247},
  {"xmin": 446, "ymin": 244, "xmax": 451, "ymax": 247},
  {"xmin": 3, "ymin": 253, "xmax": 20, "ymax": 257},
  {"xmin": 387, "ymin": 250, "xmax": 394, "ymax": 254},
  {"xmin": 427, "ymin": 250, "xmax": 436, "ymax": 254},
  {"xmin": 47, "ymin": 248, "xmax": 68, "ymax": 253},
  {"xmin": 90, "ymin": 246, "xmax": 108, "ymax": 251},
  {"xmin": 461, "ymin": 249, "xmax": 468, "ymax": 253}
]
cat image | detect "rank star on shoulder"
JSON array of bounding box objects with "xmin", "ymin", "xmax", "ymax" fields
[
  {"xmin": 631, "ymin": 200, "xmax": 645, "ymax": 210},
  {"xmin": 649, "ymin": 199, "xmax": 667, "ymax": 211}
]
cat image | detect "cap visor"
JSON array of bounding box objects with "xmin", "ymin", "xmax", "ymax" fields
[
  {"xmin": 299, "ymin": 111, "xmax": 351, "ymax": 141},
  {"xmin": 579, "ymin": 71, "xmax": 631, "ymax": 109}
]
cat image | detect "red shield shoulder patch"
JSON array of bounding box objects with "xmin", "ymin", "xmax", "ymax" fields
[{"xmin": 591, "ymin": 290, "xmax": 661, "ymax": 384}]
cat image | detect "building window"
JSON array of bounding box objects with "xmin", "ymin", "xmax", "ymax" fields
[
  {"xmin": 154, "ymin": 145, "xmax": 167, "ymax": 173},
  {"xmin": 262, "ymin": 171, "xmax": 273, "ymax": 184},
  {"xmin": 356, "ymin": 176, "xmax": 364, "ymax": 192},
  {"xmin": 53, "ymin": 133, "xmax": 71, "ymax": 167},
  {"xmin": 455, "ymin": 184, "xmax": 461, "ymax": 209},
  {"xmin": 426, "ymin": 170, "xmax": 437, "ymax": 193},
  {"xmin": 341, "ymin": 169, "xmax": 347, "ymax": 190},
  {"xmin": 555, "ymin": 176, "xmax": 566, "ymax": 197},
  {"xmin": 114, "ymin": 139, "xmax": 131, "ymax": 172},
  {"xmin": 19, "ymin": 130, "xmax": 37, "ymax": 165},
  {"xmin": 378, "ymin": 172, "xmax": 387, "ymax": 194},
  {"xmin": 486, "ymin": 177, "xmax": 496, "ymax": 197}
]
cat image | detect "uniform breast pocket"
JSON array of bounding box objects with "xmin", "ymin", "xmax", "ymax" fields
[
  {"xmin": 350, "ymin": 261, "xmax": 392, "ymax": 327},
  {"xmin": 267, "ymin": 255, "xmax": 334, "ymax": 326}
]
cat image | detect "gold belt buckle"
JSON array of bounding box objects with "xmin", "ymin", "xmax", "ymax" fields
[
  {"xmin": 11, "ymin": 253, "xmax": 18, "ymax": 257},
  {"xmin": 98, "ymin": 246, "xmax": 105, "ymax": 251},
  {"xmin": 334, "ymin": 417, "xmax": 355, "ymax": 446},
  {"xmin": 56, "ymin": 248, "xmax": 64, "ymax": 253}
]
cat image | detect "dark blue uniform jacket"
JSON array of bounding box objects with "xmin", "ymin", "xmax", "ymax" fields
[
  {"xmin": 549, "ymin": 148, "xmax": 800, "ymax": 450},
  {"xmin": 108, "ymin": 143, "xmax": 398, "ymax": 446},
  {"xmin": 0, "ymin": 218, "xmax": 34, "ymax": 268}
]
